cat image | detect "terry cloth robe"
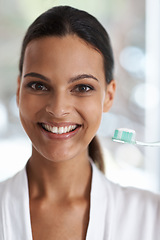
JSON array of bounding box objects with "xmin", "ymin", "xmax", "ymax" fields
[{"xmin": 0, "ymin": 161, "xmax": 160, "ymax": 240}]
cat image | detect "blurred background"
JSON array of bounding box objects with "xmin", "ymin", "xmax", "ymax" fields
[{"xmin": 0, "ymin": 0, "xmax": 160, "ymax": 192}]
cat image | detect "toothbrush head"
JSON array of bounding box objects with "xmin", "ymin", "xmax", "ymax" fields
[{"xmin": 112, "ymin": 128, "xmax": 136, "ymax": 144}]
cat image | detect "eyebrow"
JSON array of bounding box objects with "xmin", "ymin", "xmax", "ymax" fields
[
  {"xmin": 23, "ymin": 72, "xmax": 99, "ymax": 83},
  {"xmin": 69, "ymin": 74, "xmax": 99, "ymax": 83},
  {"xmin": 24, "ymin": 72, "xmax": 50, "ymax": 82}
]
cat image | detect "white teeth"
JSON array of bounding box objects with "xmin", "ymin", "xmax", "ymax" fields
[
  {"xmin": 42, "ymin": 124, "xmax": 77, "ymax": 134},
  {"xmin": 59, "ymin": 127, "xmax": 64, "ymax": 134},
  {"xmin": 52, "ymin": 127, "xmax": 58, "ymax": 133}
]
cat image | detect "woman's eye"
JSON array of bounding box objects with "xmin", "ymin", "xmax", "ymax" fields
[
  {"xmin": 73, "ymin": 84, "xmax": 94, "ymax": 93},
  {"xmin": 28, "ymin": 82, "xmax": 48, "ymax": 91}
]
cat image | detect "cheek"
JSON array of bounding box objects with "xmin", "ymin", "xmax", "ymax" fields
[
  {"xmin": 89, "ymin": 104, "xmax": 103, "ymax": 128},
  {"xmin": 18, "ymin": 93, "xmax": 44, "ymax": 122},
  {"xmin": 77, "ymin": 96, "xmax": 103, "ymax": 127}
]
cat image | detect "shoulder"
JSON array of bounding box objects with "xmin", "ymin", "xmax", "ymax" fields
[
  {"xmin": 92, "ymin": 161, "xmax": 160, "ymax": 208},
  {"xmin": 92, "ymin": 162, "xmax": 160, "ymax": 238},
  {"xmin": 0, "ymin": 168, "xmax": 27, "ymax": 202},
  {"xmin": 0, "ymin": 169, "xmax": 27, "ymax": 239},
  {"xmin": 0, "ymin": 168, "xmax": 32, "ymax": 239}
]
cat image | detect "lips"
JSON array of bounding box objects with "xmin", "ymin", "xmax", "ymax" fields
[{"xmin": 40, "ymin": 123, "xmax": 79, "ymax": 135}]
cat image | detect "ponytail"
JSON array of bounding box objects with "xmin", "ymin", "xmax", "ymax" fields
[{"xmin": 89, "ymin": 136, "xmax": 105, "ymax": 173}]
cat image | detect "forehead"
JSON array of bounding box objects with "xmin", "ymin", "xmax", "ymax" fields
[{"xmin": 23, "ymin": 35, "xmax": 105, "ymax": 80}]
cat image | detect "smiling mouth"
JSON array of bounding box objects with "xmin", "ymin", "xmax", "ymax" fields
[{"xmin": 40, "ymin": 123, "xmax": 80, "ymax": 134}]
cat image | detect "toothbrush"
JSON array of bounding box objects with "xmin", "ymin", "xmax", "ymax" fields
[{"xmin": 112, "ymin": 128, "xmax": 160, "ymax": 147}]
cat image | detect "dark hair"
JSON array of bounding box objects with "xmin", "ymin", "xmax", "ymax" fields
[{"xmin": 19, "ymin": 5, "xmax": 114, "ymax": 172}]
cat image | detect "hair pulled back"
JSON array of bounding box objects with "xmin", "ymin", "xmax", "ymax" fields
[{"xmin": 19, "ymin": 5, "xmax": 114, "ymax": 173}]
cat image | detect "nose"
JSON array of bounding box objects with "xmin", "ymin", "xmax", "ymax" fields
[{"xmin": 45, "ymin": 91, "xmax": 71, "ymax": 118}]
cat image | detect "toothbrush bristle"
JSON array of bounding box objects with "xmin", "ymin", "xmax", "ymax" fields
[{"xmin": 112, "ymin": 128, "xmax": 136, "ymax": 143}]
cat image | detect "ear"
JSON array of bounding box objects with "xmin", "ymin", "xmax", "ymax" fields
[
  {"xmin": 103, "ymin": 80, "xmax": 116, "ymax": 112},
  {"xmin": 16, "ymin": 76, "xmax": 21, "ymax": 107}
]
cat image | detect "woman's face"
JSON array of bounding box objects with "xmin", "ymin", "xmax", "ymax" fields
[{"xmin": 17, "ymin": 35, "xmax": 115, "ymax": 163}]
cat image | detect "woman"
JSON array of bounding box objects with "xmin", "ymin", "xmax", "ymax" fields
[{"xmin": 0, "ymin": 6, "xmax": 159, "ymax": 240}]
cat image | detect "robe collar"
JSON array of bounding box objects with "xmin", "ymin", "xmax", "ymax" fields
[{"xmin": 2, "ymin": 161, "xmax": 108, "ymax": 240}]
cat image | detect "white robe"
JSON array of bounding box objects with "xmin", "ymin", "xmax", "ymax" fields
[{"xmin": 0, "ymin": 161, "xmax": 160, "ymax": 240}]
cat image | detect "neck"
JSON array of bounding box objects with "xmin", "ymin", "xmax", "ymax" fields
[{"xmin": 26, "ymin": 149, "xmax": 92, "ymax": 201}]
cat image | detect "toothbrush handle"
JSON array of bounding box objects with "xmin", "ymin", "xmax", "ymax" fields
[{"xmin": 136, "ymin": 141, "xmax": 160, "ymax": 147}]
